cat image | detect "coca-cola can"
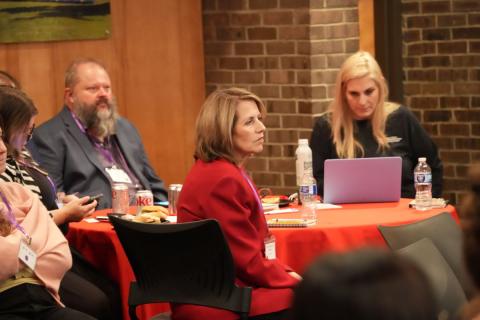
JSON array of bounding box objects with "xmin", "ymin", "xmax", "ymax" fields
[
  {"xmin": 168, "ymin": 184, "xmax": 182, "ymax": 215},
  {"xmin": 112, "ymin": 183, "xmax": 129, "ymax": 214},
  {"xmin": 135, "ymin": 190, "xmax": 153, "ymax": 215}
]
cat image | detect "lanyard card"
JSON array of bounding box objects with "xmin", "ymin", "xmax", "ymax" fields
[
  {"xmin": 105, "ymin": 167, "xmax": 132, "ymax": 184},
  {"xmin": 264, "ymin": 234, "xmax": 276, "ymax": 260},
  {"xmin": 19, "ymin": 240, "xmax": 37, "ymax": 271}
]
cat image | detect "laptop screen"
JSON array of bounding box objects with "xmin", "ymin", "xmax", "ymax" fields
[{"xmin": 323, "ymin": 157, "xmax": 402, "ymax": 204}]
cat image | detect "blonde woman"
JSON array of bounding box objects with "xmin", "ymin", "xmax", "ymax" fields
[{"xmin": 311, "ymin": 51, "xmax": 442, "ymax": 198}]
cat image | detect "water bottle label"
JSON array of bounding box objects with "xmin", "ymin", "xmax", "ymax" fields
[
  {"xmin": 414, "ymin": 172, "xmax": 432, "ymax": 184},
  {"xmin": 296, "ymin": 161, "xmax": 313, "ymax": 185},
  {"xmin": 299, "ymin": 184, "xmax": 317, "ymax": 195},
  {"xmin": 303, "ymin": 161, "xmax": 312, "ymax": 171}
]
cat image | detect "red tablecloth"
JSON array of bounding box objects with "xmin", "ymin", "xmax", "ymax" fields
[
  {"xmin": 67, "ymin": 198, "xmax": 457, "ymax": 320},
  {"xmin": 268, "ymin": 198, "xmax": 457, "ymax": 273}
]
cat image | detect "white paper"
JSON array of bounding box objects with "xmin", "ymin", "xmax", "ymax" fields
[
  {"xmin": 314, "ymin": 203, "xmax": 342, "ymax": 209},
  {"xmin": 166, "ymin": 216, "xmax": 177, "ymax": 223},
  {"xmin": 264, "ymin": 208, "xmax": 300, "ymax": 215}
]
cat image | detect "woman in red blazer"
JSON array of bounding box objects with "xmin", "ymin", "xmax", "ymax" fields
[{"xmin": 173, "ymin": 88, "xmax": 300, "ymax": 320}]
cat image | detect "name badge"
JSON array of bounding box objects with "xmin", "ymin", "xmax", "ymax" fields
[
  {"xmin": 105, "ymin": 167, "xmax": 132, "ymax": 184},
  {"xmin": 19, "ymin": 240, "xmax": 37, "ymax": 271},
  {"xmin": 264, "ymin": 235, "xmax": 276, "ymax": 260}
]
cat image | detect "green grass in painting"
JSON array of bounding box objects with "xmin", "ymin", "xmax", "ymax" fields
[{"xmin": 0, "ymin": 0, "xmax": 111, "ymax": 43}]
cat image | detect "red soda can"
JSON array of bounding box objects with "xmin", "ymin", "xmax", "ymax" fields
[
  {"xmin": 135, "ymin": 190, "xmax": 153, "ymax": 215},
  {"xmin": 112, "ymin": 183, "xmax": 129, "ymax": 214}
]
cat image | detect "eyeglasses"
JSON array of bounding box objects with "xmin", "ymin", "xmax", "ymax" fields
[{"xmin": 25, "ymin": 124, "xmax": 35, "ymax": 142}]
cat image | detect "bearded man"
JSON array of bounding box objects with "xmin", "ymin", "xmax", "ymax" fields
[{"xmin": 29, "ymin": 58, "xmax": 168, "ymax": 209}]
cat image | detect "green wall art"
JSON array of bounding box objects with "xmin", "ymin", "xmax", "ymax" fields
[{"xmin": 0, "ymin": 0, "xmax": 111, "ymax": 43}]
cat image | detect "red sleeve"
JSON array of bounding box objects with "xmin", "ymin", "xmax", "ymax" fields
[{"xmin": 205, "ymin": 175, "xmax": 298, "ymax": 289}]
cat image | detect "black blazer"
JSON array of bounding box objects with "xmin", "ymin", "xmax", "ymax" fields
[{"xmin": 28, "ymin": 107, "xmax": 167, "ymax": 209}]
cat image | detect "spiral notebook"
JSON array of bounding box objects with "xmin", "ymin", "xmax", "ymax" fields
[
  {"xmin": 267, "ymin": 218, "xmax": 315, "ymax": 228},
  {"xmin": 323, "ymin": 157, "xmax": 402, "ymax": 204}
]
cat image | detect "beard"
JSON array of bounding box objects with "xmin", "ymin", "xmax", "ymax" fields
[{"xmin": 74, "ymin": 97, "xmax": 119, "ymax": 140}]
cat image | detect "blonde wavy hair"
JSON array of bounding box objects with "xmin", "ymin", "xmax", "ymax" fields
[
  {"xmin": 329, "ymin": 51, "xmax": 399, "ymax": 158},
  {"xmin": 194, "ymin": 87, "xmax": 266, "ymax": 165}
]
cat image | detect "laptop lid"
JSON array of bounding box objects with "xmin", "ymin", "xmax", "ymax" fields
[{"xmin": 323, "ymin": 157, "xmax": 402, "ymax": 204}]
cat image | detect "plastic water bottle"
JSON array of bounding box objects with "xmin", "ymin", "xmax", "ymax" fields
[
  {"xmin": 295, "ymin": 139, "xmax": 312, "ymax": 186},
  {"xmin": 299, "ymin": 169, "xmax": 317, "ymax": 224},
  {"xmin": 296, "ymin": 139, "xmax": 313, "ymax": 205},
  {"xmin": 414, "ymin": 157, "xmax": 432, "ymax": 211}
]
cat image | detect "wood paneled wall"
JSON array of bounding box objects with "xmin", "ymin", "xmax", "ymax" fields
[
  {"xmin": 358, "ymin": 0, "xmax": 375, "ymax": 55},
  {"xmin": 0, "ymin": 0, "xmax": 205, "ymax": 186}
]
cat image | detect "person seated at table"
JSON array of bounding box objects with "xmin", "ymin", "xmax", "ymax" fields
[
  {"xmin": 28, "ymin": 58, "xmax": 168, "ymax": 209},
  {"xmin": 291, "ymin": 248, "xmax": 437, "ymax": 320},
  {"xmin": 175, "ymin": 87, "xmax": 301, "ymax": 320},
  {"xmin": 0, "ymin": 85, "xmax": 122, "ymax": 320},
  {"xmin": 311, "ymin": 51, "xmax": 442, "ymax": 199},
  {"xmin": 458, "ymin": 164, "xmax": 480, "ymax": 320},
  {"xmin": 0, "ymin": 125, "xmax": 95, "ymax": 320}
]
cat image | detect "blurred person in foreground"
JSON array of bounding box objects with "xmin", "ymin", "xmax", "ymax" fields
[
  {"xmin": 311, "ymin": 51, "xmax": 442, "ymax": 198},
  {"xmin": 459, "ymin": 163, "xmax": 480, "ymax": 320},
  {"xmin": 0, "ymin": 85, "xmax": 121, "ymax": 319},
  {"xmin": 175, "ymin": 87, "xmax": 301, "ymax": 320},
  {"xmin": 0, "ymin": 125, "xmax": 95, "ymax": 319},
  {"xmin": 291, "ymin": 248, "xmax": 437, "ymax": 320},
  {"xmin": 29, "ymin": 58, "xmax": 167, "ymax": 209}
]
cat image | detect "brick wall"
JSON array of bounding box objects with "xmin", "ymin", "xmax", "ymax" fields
[
  {"xmin": 402, "ymin": 0, "xmax": 480, "ymax": 204},
  {"xmin": 202, "ymin": 0, "xmax": 359, "ymax": 195}
]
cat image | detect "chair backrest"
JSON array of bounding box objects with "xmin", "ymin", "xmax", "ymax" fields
[
  {"xmin": 397, "ymin": 238, "xmax": 467, "ymax": 320},
  {"xmin": 109, "ymin": 216, "xmax": 252, "ymax": 320},
  {"xmin": 378, "ymin": 212, "xmax": 475, "ymax": 297}
]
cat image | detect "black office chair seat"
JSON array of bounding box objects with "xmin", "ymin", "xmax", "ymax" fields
[
  {"xmin": 378, "ymin": 212, "xmax": 474, "ymax": 298},
  {"xmin": 397, "ymin": 238, "xmax": 467, "ymax": 319},
  {"xmin": 109, "ymin": 216, "xmax": 252, "ymax": 320}
]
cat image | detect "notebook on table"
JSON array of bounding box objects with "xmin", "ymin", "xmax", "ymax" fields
[{"xmin": 323, "ymin": 157, "xmax": 402, "ymax": 204}]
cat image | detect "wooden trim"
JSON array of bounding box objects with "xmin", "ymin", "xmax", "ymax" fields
[{"xmin": 358, "ymin": 0, "xmax": 375, "ymax": 55}]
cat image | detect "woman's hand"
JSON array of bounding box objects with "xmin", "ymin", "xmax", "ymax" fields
[
  {"xmin": 51, "ymin": 196, "xmax": 97, "ymax": 225},
  {"xmin": 58, "ymin": 192, "xmax": 79, "ymax": 204}
]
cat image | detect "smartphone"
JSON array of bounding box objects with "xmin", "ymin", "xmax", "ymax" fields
[{"xmin": 86, "ymin": 193, "xmax": 103, "ymax": 205}]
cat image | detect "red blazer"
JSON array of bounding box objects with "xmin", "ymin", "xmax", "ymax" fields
[{"xmin": 172, "ymin": 159, "xmax": 298, "ymax": 320}]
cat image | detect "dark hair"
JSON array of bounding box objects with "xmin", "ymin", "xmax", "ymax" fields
[
  {"xmin": 0, "ymin": 86, "xmax": 38, "ymax": 155},
  {"xmin": 460, "ymin": 164, "xmax": 480, "ymax": 288},
  {"xmin": 291, "ymin": 248, "xmax": 437, "ymax": 320},
  {"xmin": 0, "ymin": 70, "xmax": 21, "ymax": 89}
]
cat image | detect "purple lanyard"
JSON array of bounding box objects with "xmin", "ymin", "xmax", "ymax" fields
[
  {"xmin": 70, "ymin": 110, "xmax": 115, "ymax": 165},
  {"xmin": 0, "ymin": 190, "xmax": 32, "ymax": 245},
  {"xmin": 92, "ymin": 138, "xmax": 115, "ymax": 165},
  {"xmin": 240, "ymin": 170, "xmax": 263, "ymax": 212}
]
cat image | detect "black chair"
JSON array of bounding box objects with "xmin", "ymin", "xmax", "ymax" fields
[
  {"xmin": 109, "ymin": 216, "xmax": 252, "ymax": 320},
  {"xmin": 397, "ymin": 238, "xmax": 467, "ymax": 320},
  {"xmin": 378, "ymin": 212, "xmax": 475, "ymax": 298}
]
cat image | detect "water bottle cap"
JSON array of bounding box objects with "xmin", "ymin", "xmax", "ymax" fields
[
  {"xmin": 418, "ymin": 157, "xmax": 426, "ymax": 162},
  {"xmin": 298, "ymin": 139, "xmax": 308, "ymax": 145}
]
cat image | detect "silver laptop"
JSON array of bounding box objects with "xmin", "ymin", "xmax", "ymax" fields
[{"xmin": 323, "ymin": 157, "xmax": 402, "ymax": 204}]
